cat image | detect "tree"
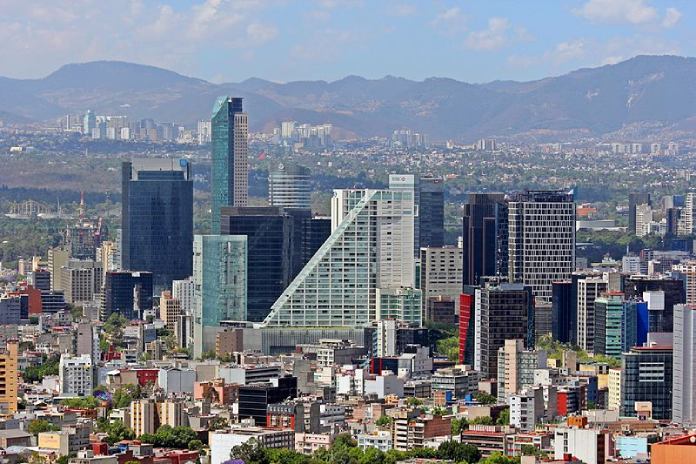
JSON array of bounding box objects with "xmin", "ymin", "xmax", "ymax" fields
[
  {"xmin": 188, "ymin": 439, "xmax": 204, "ymax": 451},
  {"xmin": 375, "ymin": 416, "xmax": 392, "ymax": 427},
  {"xmin": 209, "ymin": 416, "xmax": 229, "ymax": 431},
  {"xmin": 479, "ymin": 451, "xmax": 519, "ymax": 464},
  {"xmin": 27, "ymin": 419, "xmax": 60, "ymax": 435},
  {"xmin": 496, "ymin": 408, "xmax": 510, "ymax": 426},
  {"xmin": 406, "ymin": 397, "xmax": 423, "ymax": 407},
  {"xmin": 470, "ymin": 416, "xmax": 494, "ymax": 426},
  {"xmin": 104, "ymin": 420, "xmax": 135, "ymax": 445},
  {"xmin": 230, "ymin": 438, "xmax": 269, "ymax": 464},
  {"xmin": 437, "ymin": 441, "xmax": 480, "ymax": 463},
  {"xmin": 473, "ymin": 391, "xmax": 497, "ymax": 405},
  {"xmin": 431, "ymin": 406, "xmax": 447, "ymax": 416},
  {"xmin": 451, "ymin": 417, "xmax": 468, "ymax": 435},
  {"xmin": 520, "ymin": 444, "xmax": 541, "ymax": 457},
  {"xmin": 62, "ymin": 397, "xmax": 100, "ymax": 409},
  {"xmin": 23, "ymin": 355, "xmax": 60, "ymax": 383}
]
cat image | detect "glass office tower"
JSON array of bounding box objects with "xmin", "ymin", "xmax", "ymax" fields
[
  {"xmin": 211, "ymin": 97, "xmax": 248, "ymax": 233},
  {"xmin": 192, "ymin": 235, "xmax": 247, "ymax": 358},
  {"xmin": 121, "ymin": 159, "xmax": 193, "ymax": 291}
]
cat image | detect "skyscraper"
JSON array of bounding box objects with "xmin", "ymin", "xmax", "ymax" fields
[
  {"xmin": 462, "ymin": 193, "xmax": 506, "ymax": 286},
  {"xmin": 476, "ymin": 282, "xmax": 534, "ymax": 379},
  {"xmin": 192, "ymin": 235, "xmax": 247, "ymax": 358},
  {"xmin": 211, "ymin": 97, "xmax": 248, "ymax": 233},
  {"xmin": 552, "ymin": 280, "xmax": 573, "ymax": 344},
  {"xmin": 268, "ymin": 163, "xmax": 312, "ymax": 209},
  {"xmin": 83, "ymin": 110, "xmax": 95, "ymax": 135},
  {"xmin": 220, "ymin": 207, "xmax": 322, "ymax": 323},
  {"xmin": 508, "ymin": 190, "xmax": 575, "ymax": 303},
  {"xmin": 628, "ymin": 193, "xmax": 651, "ymax": 235},
  {"xmin": 621, "ymin": 345, "xmax": 673, "ymax": 420},
  {"xmin": 673, "ymin": 304, "xmax": 696, "ymax": 425},
  {"xmin": 418, "ymin": 176, "xmax": 445, "ymax": 249},
  {"xmin": 389, "ymin": 175, "xmax": 445, "ymax": 254},
  {"xmin": 593, "ymin": 292, "xmax": 624, "ymax": 358},
  {"xmin": 100, "ymin": 271, "xmax": 153, "ymax": 321},
  {"xmin": 262, "ymin": 183, "xmax": 420, "ymax": 327},
  {"xmin": 121, "ymin": 159, "xmax": 193, "ymax": 290},
  {"xmin": 576, "ymin": 276, "xmax": 608, "ymax": 353}
]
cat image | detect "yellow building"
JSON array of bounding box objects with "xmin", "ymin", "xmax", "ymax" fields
[
  {"xmin": 159, "ymin": 291, "xmax": 182, "ymax": 331},
  {"xmin": 0, "ymin": 341, "xmax": 18, "ymax": 415},
  {"xmin": 130, "ymin": 399, "xmax": 156, "ymax": 436},
  {"xmin": 38, "ymin": 431, "xmax": 70, "ymax": 456},
  {"xmin": 608, "ymin": 368, "xmax": 622, "ymax": 411}
]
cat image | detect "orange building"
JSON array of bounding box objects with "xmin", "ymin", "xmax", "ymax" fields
[{"xmin": 651, "ymin": 434, "xmax": 696, "ymax": 464}]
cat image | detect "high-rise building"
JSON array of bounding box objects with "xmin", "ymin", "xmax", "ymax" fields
[
  {"xmin": 508, "ymin": 190, "xmax": 575, "ymax": 303},
  {"xmin": 59, "ymin": 354, "xmax": 94, "ymax": 396},
  {"xmin": 576, "ymin": 276, "xmax": 607, "ymax": 353},
  {"xmin": 121, "ymin": 159, "xmax": 193, "ymax": 290},
  {"xmin": 83, "ymin": 110, "xmax": 95, "ymax": 136},
  {"xmin": 268, "ymin": 163, "xmax": 312, "ymax": 209},
  {"xmin": 496, "ymin": 339, "xmax": 547, "ymax": 402},
  {"xmin": 100, "ymin": 271, "xmax": 153, "ymax": 321},
  {"xmin": 477, "ymin": 283, "xmax": 534, "ymax": 379},
  {"xmin": 462, "ymin": 193, "xmax": 506, "ymax": 286},
  {"xmin": 390, "ymin": 175, "xmax": 444, "ymax": 253},
  {"xmin": 621, "ymin": 345, "xmax": 673, "ymax": 420},
  {"xmin": 419, "ymin": 246, "xmax": 463, "ymax": 316},
  {"xmin": 220, "ymin": 207, "xmax": 324, "ymax": 323},
  {"xmin": 552, "ymin": 280, "xmax": 573, "ymax": 343},
  {"xmin": 192, "ymin": 235, "xmax": 247, "ymax": 359},
  {"xmin": 673, "ymin": 304, "xmax": 696, "ymax": 425},
  {"xmin": 263, "ymin": 184, "xmax": 420, "ymax": 327},
  {"xmin": 672, "ymin": 261, "xmax": 696, "ymax": 305},
  {"xmin": 48, "ymin": 247, "xmax": 70, "ymax": 291},
  {"xmin": 418, "ymin": 176, "xmax": 445, "ymax": 249},
  {"xmin": 172, "ymin": 277, "xmax": 194, "ymax": 315},
  {"xmin": 0, "ymin": 341, "xmax": 18, "ymax": 414},
  {"xmin": 59, "ymin": 259, "xmax": 102, "ymax": 304},
  {"xmin": 678, "ymin": 192, "xmax": 696, "ymax": 236},
  {"xmin": 593, "ymin": 292, "xmax": 624, "ymax": 357},
  {"xmin": 628, "ymin": 193, "xmax": 651, "ymax": 235},
  {"xmin": 622, "ymin": 275, "xmax": 685, "ymax": 333},
  {"xmin": 159, "ymin": 291, "xmax": 181, "ymax": 331},
  {"xmin": 459, "ymin": 289, "xmax": 476, "ymax": 365},
  {"xmin": 211, "ymin": 97, "xmax": 248, "ymax": 233}
]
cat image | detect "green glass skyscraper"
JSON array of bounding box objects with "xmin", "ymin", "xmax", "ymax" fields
[
  {"xmin": 192, "ymin": 234, "xmax": 247, "ymax": 358},
  {"xmin": 211, "ymin": 97, "xmax": 248, "ymax": 234}
]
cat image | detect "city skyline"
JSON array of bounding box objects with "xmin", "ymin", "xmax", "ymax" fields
[{"xmin": 0, "ymin": 0, "xmax": 692, "ymax": 84}]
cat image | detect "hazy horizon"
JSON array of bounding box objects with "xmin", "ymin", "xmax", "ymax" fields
[{"xmin": 1, "ymin": 0, "xmax": 692, "ymax": 83}]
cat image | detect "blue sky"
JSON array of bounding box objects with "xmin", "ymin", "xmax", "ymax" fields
[{"xmin": 0, "ymin": 0, "xmax": 693, "ymax": 83}]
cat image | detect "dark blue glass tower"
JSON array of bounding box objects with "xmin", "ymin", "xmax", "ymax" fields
[{"xmin": 121, "ymin": 159, "xmax": 193, "ymax": 291}]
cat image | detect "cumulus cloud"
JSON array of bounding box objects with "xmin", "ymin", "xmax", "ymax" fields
[
  {"xmin": 465, "ymin": 17, "xmax": 514, "ymax": 51},
  {"xmin": 662, "ymin": 7, "xmax": 682, "ymax": 28},
  {"xmin": 574, "ymin": 0, "xmax": 657, "ymax": 24},
  {"xmin": 574, "ymin": 0, "xmax": 681, "ymax": 28},
  {"xmin": 0, "ymin": 0, "xmax": 279, "ymax": 79}
]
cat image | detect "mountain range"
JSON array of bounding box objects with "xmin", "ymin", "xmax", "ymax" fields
[{"xmin": 2, "ymin": 55, "xmax": 696, "ymax": 140}]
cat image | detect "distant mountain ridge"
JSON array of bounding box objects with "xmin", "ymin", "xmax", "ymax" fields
[{"xmin": 2, "ymin": 55, "xmax": 696, "ymax": 140}]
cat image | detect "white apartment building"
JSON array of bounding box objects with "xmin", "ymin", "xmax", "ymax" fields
[{"xmin": 59, "ymin": 354, "xmax": 94, "ymax": 396}]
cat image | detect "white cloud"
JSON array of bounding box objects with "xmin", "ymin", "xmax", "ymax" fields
[
  {"xmin": 247, "ymin": 23, "xmax": 279, "ymax": 44},
  {"xmin": 574, "ymin": 0, "xmax": 658, "ymax": 24},
  {"xmin": 662, "ymin": 7, "xmax": 682, "ymax": 28},
  {"xmin": 0, "ymin": 0, "xmax": 279, "ymax": 80},
  {"xmin": 465, "ymin": 17, "xmax": 510, "ymax": 51},
  {"xmin": 551, "ymin": 39, "xmax": 587, "ymax": 63}
]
